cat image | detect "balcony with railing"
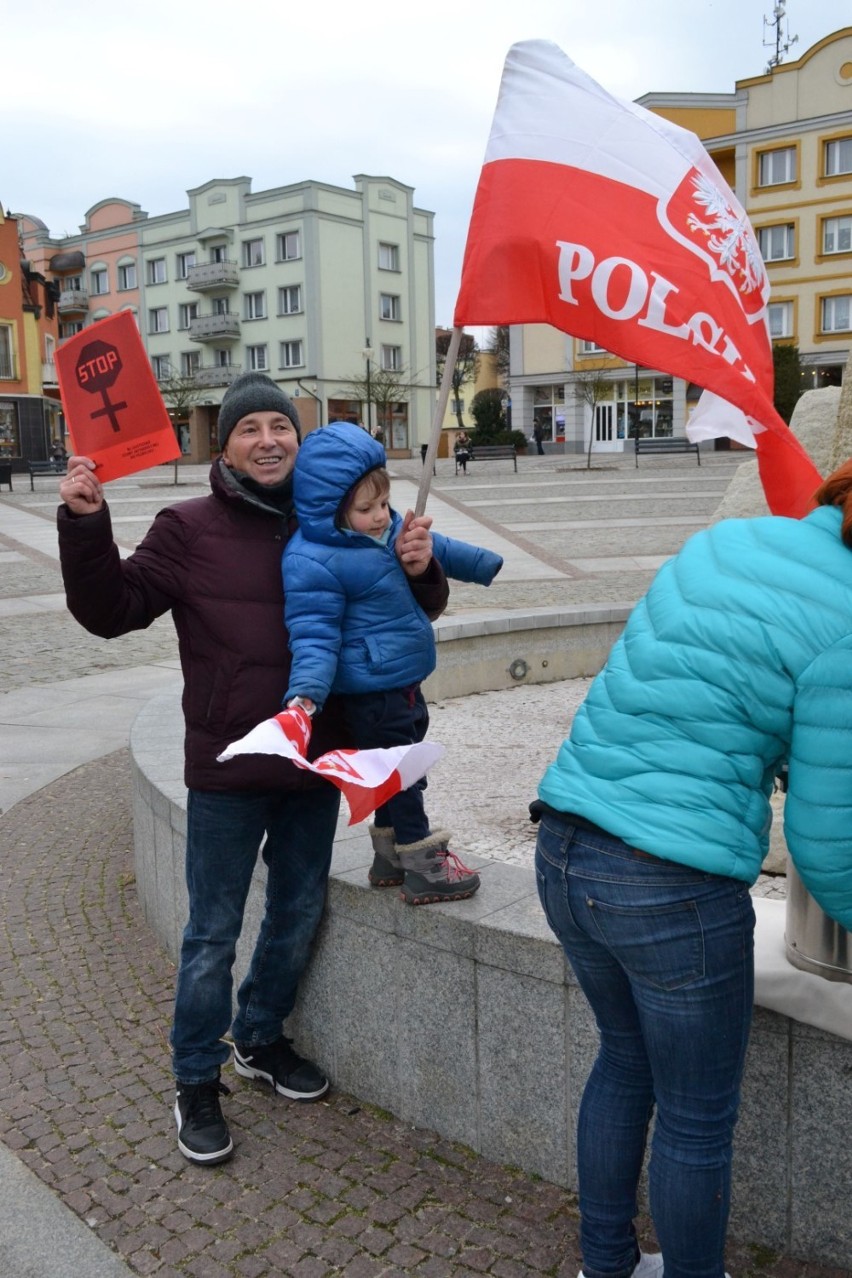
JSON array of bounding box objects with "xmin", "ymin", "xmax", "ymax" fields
[
  {"xmin": 193, "ymin": 364, "xmax": 243, "ymax": 388},
  {"xmin": 42, "ymin": 362, "xmax": 58, "ymax": 386},
  {"xmin": 186, "ymin": 261, "xmax": 239, "ymax": 292},
  {"xmin": 57, "ymin": 288, "xmax": 89, "ymax": 315},
  {"xmin": 189, "ymin": 312, "xmax": 241, "ymax": 342}
]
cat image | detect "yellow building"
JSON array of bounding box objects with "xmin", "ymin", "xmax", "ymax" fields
[
  {"xmin": 511, "ymin": 27, "xmax": 852, "ymax": 455},
  {"xmin": 435, "ymin": 327, "xmax": 500, "ymax": 458}
]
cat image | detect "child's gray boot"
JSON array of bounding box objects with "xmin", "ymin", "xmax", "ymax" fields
[
  {"xmin": 396, "ymin": 829, "xmax": 481, "ymax": 905},
  {"xmin": 368, "ymin": 824, "xmax": 403, "ymax": 887}
]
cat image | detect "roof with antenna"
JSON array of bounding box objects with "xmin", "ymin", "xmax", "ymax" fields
[{"xmin": 763, "ymin": 1, "xmax": 799, "ymax": 72}]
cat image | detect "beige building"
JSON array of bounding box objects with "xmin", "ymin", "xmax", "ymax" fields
[
  {"xmin": 510, "ymin": 27, "xmax": 852, "ymax": 455},
  {"xmin": 19, "ymin": 175, "xmax": 435, "ymax": 460}
]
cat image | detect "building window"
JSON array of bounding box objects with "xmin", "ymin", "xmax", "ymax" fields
[
  {"xmin": 91, "ymin": 267, "xmax": 108, "ymax": 295},
  {"xmin": 767, "ymin": 301, "xmax": 793, "ymax": 339},
  {"xmin": 214, "ymin": 349, "xmax": 231, "ymax": 367},
  {"xmin": 147, "ymin": 257, "xmax": 167, "ymax": 285},
  {"xmin": 62, "ymin": 274, "xmax": 83, "ymax": 292},
  {"xmin": 0, "ymin": 325, "xmax": 14, "ymax": 378},
  {"xmin": 579, "ymin": 339, "xmax": 607, "ymax": 353},
  {"xmin": 0, "ymin": 399, "xmax": 20, "ymax": 456},
  {"xmin": 151, "ymin": 355, "xmax": 171, "ymax": 380},
  {"xmin": 279, "ymin": 340, "xmax": 303, "ymax": 369},
  {"xmin": 118, "ymin": 261, "xmax": 137, "ymax": 291},
  {"xmin": 242, "ymin": 238, "xmax": 265, "ymax": 268},
  {"xmin": 277, "ymin": 231, "xmax": 301, "ymax": 261},
  {"xmin": 821, "ymin": 295, "xmax": 852, "ymax": 334},
  {"xmin": 532, "ymin": 384, "xmax": 568, "ymax": 442},
  {"xmin": 148, "ymin": 307, "xmax": 169, "ymax": 334},
  {"xmin": 212, "ymin": 296, "xmax": 230, "ymax": 315},
  {"xmin": 757, "ymin": 146, "xmax": 796, "ymax": 186},
  {"xmin": 381, "ymin": 344, "xmax": 402, "ymax": 371},
  {"xmin": 60, "ymin": 321, "xmax": 84, "ymax": 339},
  {"xmin": 210, "ymin": 244, "xmax": 227, "ymax": 264},
  {"xmin": 176, "ymin": 251, "xmax": 196, "ymax": 279},
  {"xmin": 378, "ymin": 242, "xmax": 400, "ymax": 271},
  {"xmin": 387, "ymin": 401, "xmax": 410, "ymax": 451},
  {"xmin": 247, "ymin": 344, "xmax": 268, "ymax": 371},
  {"xmin": 180, "ymin": 351, "xmax": 200, "ymax": 377},
  {"xmin": 244, "ymin": 291, "xmax": 266, "ymax": 320},
  {"xmin": 451, "ymin": 398, "xmax": 465, "ymax": 416},
  {"xmin": 822, "ymin": 215, "xmax": 852, "ymax": 255},
  {"xmin": 178, "ymin": 302, "xmax": 198, "ymax": 329},
  {"xmin": 278, "ymin": 284, "xmax": 302, "ymax": 315},
  {"xmin": 757, "ymin": 224, "xmax": 795, "ymax": 262},
  {"xmin": 380, "ymin": 293, "xmax": 401, "ymax": 321},
  {"xmin": 825, "ymin": 137, "xmax": 852, "ymax": 177}
]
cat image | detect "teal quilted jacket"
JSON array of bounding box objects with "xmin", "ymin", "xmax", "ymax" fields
[{"xmin": 538, "ymin": 505, "xmax": 852, "ymax": 929}]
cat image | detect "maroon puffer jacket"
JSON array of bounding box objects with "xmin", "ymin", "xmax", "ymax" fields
[{"xmin": 57, "ymin": 460, "xmax": 449, "ymax": 792}]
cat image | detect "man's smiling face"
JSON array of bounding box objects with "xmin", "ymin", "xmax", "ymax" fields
[{"xmin": 222, "ymin": 411, "xmax": 299, "ymax": 485}]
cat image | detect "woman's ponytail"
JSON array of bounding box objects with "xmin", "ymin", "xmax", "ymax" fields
[{"xmin": 814, "ymin": 459, "xmax": 852, "ymax": 547}]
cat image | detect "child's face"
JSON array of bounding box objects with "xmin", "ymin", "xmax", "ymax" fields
[{"xmin": 346, "ymin": 480, "xmax": 391, "ymax": 537}]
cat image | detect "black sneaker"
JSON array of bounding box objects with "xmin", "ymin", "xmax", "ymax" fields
[
  {"xmin": 233, "ymin": 1036, "xmax": 329, "ymax": 1101},
  {"xmin": 174, "ymin": 1075, "xmax": 234, "ymax": 1165}
]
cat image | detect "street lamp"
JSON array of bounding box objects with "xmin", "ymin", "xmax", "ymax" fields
[{"xmin": 362, "ymin": 339, "xmax": 373, "ymax": 436}]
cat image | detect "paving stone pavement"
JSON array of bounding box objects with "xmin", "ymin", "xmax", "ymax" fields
[
  {"xmin": 5, "ymin": 751, "xmax": 850, "ymax": 1278},
  {"xmin": 2, "ymin": 452, "xmax": 850, "ymax": 1277}
]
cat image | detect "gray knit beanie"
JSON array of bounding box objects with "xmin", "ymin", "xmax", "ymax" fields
[{"xmin": 217, "ymin": 372, "xmax": 301, "ymax": 449}]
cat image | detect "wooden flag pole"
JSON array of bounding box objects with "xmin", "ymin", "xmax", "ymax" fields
[{"xmin": 414, "ymin": 324, "xmax": 463, "ymax": 517}]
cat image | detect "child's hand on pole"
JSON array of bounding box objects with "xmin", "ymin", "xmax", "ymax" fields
[{"xmin": 396, "ymin": 510, "xmax": 433, "ymax": 577}]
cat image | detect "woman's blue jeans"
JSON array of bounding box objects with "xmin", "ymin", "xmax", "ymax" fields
[
  {"xmin": 171, "ymin": 784, "xmax": 340, "ymax": 1084},
  {"xmin": 535, "ymin": 813, "xmax": 755, "ymax": 1278}
]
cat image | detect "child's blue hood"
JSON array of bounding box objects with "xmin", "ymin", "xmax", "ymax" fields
[{"xmin": 293, "ymin": 421, "xmax": 388, "ymax": 545}]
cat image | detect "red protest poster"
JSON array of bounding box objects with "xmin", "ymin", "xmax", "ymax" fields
[{"xmin": 54, "ymin": 311, "xmax": 181, "ymax": 483}]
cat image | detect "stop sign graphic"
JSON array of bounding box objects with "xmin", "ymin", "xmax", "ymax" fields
[{"xmin": 75, "ymin": 340, "xmax": 128, "ymax": 432}]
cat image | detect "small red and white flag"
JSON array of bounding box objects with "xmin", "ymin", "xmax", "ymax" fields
[
  {"xmin": 454, "ymin": 40, "xmax": 821, "ymax": 518},
  {"xmin": 217, "ymin": 706, "xmax": 445, "ymax": 826}
]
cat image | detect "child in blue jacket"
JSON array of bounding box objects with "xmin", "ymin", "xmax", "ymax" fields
[{"xmin": 282, "ymin": 421, "xmax": 502, "ymax": 903}]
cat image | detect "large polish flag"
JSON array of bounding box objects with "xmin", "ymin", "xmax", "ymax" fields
[
  {"xmin": 218, "ymin": 706, "xmax": 445, "ymax": 826},
  {"xmin": 454, "ymin": 40, "xmax": 822, "ymax": 518}
]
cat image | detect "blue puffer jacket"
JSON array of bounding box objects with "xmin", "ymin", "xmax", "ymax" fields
[
  {"xmin": 283, "ymin": 422, "xmax": 502, "ymax": 707},
  {"xmin": 539, "ymin": 505, "xmax": 852, "ymax": 929}
]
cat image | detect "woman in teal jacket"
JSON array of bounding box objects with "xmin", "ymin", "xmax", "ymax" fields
[{"xmin": 534, "ymin": 460, "xmax": 852, "ymax": 1278}]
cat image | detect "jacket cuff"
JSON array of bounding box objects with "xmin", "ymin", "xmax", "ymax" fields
[{"xmin": 410, "ymin": 557, "xmax": 449, "ymax": 621}]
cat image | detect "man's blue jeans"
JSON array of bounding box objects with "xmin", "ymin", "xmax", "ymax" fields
[
  {"xmin": 171, "ymin": 784, "xmax": 340, "ymax": 1084},
  {"xmin": 535, "ymin": 812, "xmax": 755, "ymax": 1278}
]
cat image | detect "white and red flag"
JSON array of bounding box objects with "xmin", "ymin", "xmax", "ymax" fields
[
  {"xmin": 217, "ymin": 706, "xmax": 445, "ymax": 826},
  {"xmin": 454, "ymin": 40, "xmax": 821, "ymax": 518}
]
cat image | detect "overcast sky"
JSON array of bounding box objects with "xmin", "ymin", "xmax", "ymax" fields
[{"xmin": 4, "ymin": 0, "xmax": 849, "ymax": 330}]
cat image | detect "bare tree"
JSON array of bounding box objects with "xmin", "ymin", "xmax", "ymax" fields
[
  {"xmin": 158, "ymin": 367, "xmax": 203, "ymax": 483},
  {"xmin": 435, "ymin": 330, "xmax": 479, "ymax": 429},
  {"xmin": 486, "ymin": 325, "xmax": 510, "ymax": 383},
  {"xmin": 343, "ymin": 366, "xmax": 409, "ymax": 444},
  {"xmin": 573, "ymin": 370, "xmax": 613, "ymax": 470}
]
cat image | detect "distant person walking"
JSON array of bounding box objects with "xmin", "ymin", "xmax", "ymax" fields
[
  {"xmin": 533, "ymin": 420, "xmax": 545, "ymax": 455},
  {"xmin": 454, "ymin": 429, "xmax": 471, "ymax": 474}
]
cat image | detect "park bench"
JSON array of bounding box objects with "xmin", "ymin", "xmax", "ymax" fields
[
  {"xmin": 27, "ymin": 460, "xmax": 66, "ymax": 490},
  {"xmin": 458, "ymin": 444, "xmax": 517, "ymax": 474},
  {"xmin": 634, "ymin": 435, "xmax": 700, "ymax": 467}
]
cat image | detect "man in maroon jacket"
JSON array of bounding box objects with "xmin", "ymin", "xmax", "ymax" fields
[{"xmin": 57, "ymin": 372, "xmax": 448, "ymax": 1166}]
